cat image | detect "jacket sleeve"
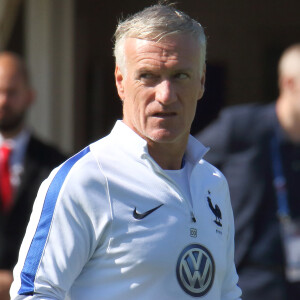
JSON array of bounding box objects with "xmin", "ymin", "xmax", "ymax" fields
[{"xmin": 10, "ymin": 151, "xmax": 109, "ymax": 299}]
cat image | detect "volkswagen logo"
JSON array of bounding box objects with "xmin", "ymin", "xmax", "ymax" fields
[{"xmin": 176, "ymin": 244, "xmax": 215, "ymax": 297}]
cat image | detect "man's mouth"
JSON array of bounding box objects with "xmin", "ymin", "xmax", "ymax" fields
[{"xmin": 152, "ymin": 112, "xmax": 177, "ymax": 118}]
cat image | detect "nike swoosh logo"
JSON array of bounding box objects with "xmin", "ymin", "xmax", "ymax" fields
[{"xmin": 133, "ymin": 204, "xmax": 164, "ymax": 220}]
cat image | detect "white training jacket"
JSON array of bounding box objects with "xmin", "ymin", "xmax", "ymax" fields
[{"xmin": 11, "ymin": 121, "xmax": 242, "ymax": 300}]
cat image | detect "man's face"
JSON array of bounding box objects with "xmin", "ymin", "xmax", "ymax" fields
[
  {"xmin": 0, "ymin": 60, "xmax": 33, "ymax": 134},
  {"xmin": 115, "ymin": 34, "xmax": 205, "ymax": 147}
]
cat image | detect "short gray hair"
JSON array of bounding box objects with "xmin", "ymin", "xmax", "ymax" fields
[{"xmin": 113, "ymin": 4, "xmax": 206, "ymax": 74}]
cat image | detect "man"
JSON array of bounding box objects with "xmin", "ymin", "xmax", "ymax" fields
[
  {"xmin": 197, "ymin": 44, "xmax": 300, "ymax": 300},
  {"xmin": 11, "ymin": 4, "xmax": 241, "ymax": 299},
  {"xmin": 0, "ymin": 52, "xmax": 66, "ymax": 300}
]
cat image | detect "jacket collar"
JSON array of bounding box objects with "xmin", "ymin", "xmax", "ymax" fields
[{"xmin": 110, "ymin": 120, "xmax": 209, "ymax": 167}]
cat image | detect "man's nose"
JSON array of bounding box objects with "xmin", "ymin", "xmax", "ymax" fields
[{"xmin": 155, "ymin": 80, "xmax": 176, "ymax": 105}]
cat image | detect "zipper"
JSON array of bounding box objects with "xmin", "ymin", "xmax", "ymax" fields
[
  {"xmin": 142, "ymin": 153, "xmax": 196, "ymax": 223},
  {"xmin": 166, "ymin": 176, "xmax": 197, "ymax": 223}
]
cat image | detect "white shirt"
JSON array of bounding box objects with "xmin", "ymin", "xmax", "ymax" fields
[
  {"xmin": 11, "ymin": 121, "xmax": 242, "ymax": 300},
  {"xmin": 164, "ymin": 161, "xmax": 193, "ymax": 206}
]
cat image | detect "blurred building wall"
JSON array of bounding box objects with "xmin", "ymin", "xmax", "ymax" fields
[
  {"xmin": 2, "ymin": 0, "xmax": 300, "ymax": 152},
  {"xmin": 25, "ymin": 0, "xmax": 74, "ymax": 154}
]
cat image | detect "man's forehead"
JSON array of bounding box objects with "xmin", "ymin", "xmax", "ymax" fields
[
  {"xmin": 0, "ymin": 57, "xmax": 21, "ymax": 76},
  {"xmin": 124, "ymin": 36, "xmax": 201, "ymax": 69},
  {"xmin": 0, "ymin": 67, "xmax": 21, "ymax": 81},
  {"xmin": 125, "ymin": 36, "xmax": 199, "ymax": 59},
  {"xmin": 0, "ymin": 65, "xmax": 27, "ymax": 89},
  {"xmin": 125, "ymin": 34, "xmax": 197, "ymax": 48}
]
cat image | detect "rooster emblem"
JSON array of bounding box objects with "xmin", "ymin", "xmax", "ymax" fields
[{"xmin": 207, "ymin": 191, "xmax": 222, "ymax": 227}]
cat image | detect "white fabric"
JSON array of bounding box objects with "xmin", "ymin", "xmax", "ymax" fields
[
  {"xmin": 10, "ymin": 121, "xmax": 242, "ymax": 300},
  {"xmin": 164, "ymin": 162, "xmax": 192, "ymax": 206}
]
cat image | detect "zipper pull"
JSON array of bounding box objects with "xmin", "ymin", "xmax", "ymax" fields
[{"xmin": 191, "ymin": 212, "xmax": 197, "ymax": 223}]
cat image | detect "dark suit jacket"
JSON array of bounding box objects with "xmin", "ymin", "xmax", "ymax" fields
[
  {"xmin": 196, "ymin": 103, "xmax": 300, "ymax": 300},
  {"xmin": 0, "ymin": 135, "xmax": 66, "ymax": 270}
]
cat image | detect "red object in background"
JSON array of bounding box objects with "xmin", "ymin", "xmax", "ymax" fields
[{"xmin": 0, "ymin": 144, "xmax": 12, "ymax": 212}]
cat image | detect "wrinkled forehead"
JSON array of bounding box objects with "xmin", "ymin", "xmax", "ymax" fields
[
  {"xmin": 124, "ymin": 34, "xmax": 201, "ymax": 61},
  {"xmin": 124, "ymin": 36, "xmax": 202, "ymax": 75},
  {"xmin": 127, "ymin": 30, "xmax": 200, "ymax": 47}
]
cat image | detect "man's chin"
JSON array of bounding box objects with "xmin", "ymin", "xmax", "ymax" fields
[
  {"xmin": 0, "ymin": 118, "xmax": 24, "ymax": 135},
  {"xmin": 146, "ymin": 129, "xmax": 183, "ymax": 144}
]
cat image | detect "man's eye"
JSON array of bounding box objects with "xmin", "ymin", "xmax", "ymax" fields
[
  {"xmin": 140, "ymin": 73, "xmax": 155, "ymax": 80},
  {"xmin": 174, "ymin": 73, "xmax": 189, "ymax": 80}
]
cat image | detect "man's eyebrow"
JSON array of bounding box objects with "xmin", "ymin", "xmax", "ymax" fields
[
  {"xmin": 136, "ymin": 66, "xmax": 157, "ymax": 72},
  {"xmin": 136, "ymin": 67, "xmax": 150, "ymax": 73},
  {"xmin": 134, "ymin": 68, "xmax": 158, "ymax": 76},
  {"xmin": 173, "ymin": 67, "xmax": 193, "ymax": 73}
]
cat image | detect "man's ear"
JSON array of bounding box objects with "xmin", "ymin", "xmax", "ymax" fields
[
  {"xmin": 197, "ymin": 65, "xmax": 206, "ymax": 101},
  {"xmin": 115, "ymin": 65, "xmax": 125, "ymax": 101}
]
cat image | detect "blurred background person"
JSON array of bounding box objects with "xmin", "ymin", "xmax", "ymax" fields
[
  {"xmin": 0, "ymin": 52, "xmax": 66, "ymax": 300},
  {"xmin": 196, "ymin": 44, "xmax": 300, "ymax": 300}
]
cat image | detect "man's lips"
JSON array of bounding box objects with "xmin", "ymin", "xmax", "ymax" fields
[{"xmin": 152, "ymin": 112, "xmax": 177, "ymax": 118}]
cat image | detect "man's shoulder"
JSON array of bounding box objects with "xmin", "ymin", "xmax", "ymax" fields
[
  {"xmin": 207, "ymin": 102, "xmax": 275, "ymax": 137},
  {"xmin": 194, "ymin": 159, "xmax": 230, "ymax": 205},
  {"xmin": 49, "ymin": 146, "xmax": 104, "ymax": 194},
  {"xmin": 196, "ymin": 102, "xmax": 276, "ymax": 166},
  {"xmin": 26, "ymin": 135, "xmax": 67, "ymax": 167},
  {"xmin": 220, "ymin": 102, "xmax": 274, "ymax": 122},
  {"xmin": 199, "ymin": 158, "xmax": 226, "ymax": 181}
]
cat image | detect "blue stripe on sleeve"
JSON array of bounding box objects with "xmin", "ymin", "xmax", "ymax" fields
[{"xmin": 18, "ymin": 147, "xmax": 90, "ymax": 295}]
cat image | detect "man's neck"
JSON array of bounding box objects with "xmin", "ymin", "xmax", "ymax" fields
[{"xmin": 147, "ymin": 140, "xmax": 187, "ymax": 170}]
